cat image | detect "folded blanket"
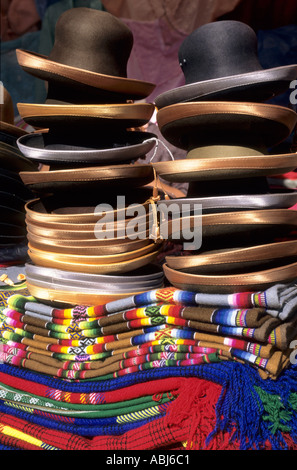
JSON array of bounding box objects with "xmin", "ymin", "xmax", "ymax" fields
[{"xmin": 8, "ymin": 282, "xmax": 297, "ymax": 320}]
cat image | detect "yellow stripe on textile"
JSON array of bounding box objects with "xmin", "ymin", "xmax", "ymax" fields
[{"xmin": 0, "ymin": 422, "xmax": 59, "ymax": 449}]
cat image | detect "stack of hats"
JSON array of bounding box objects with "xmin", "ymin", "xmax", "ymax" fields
[
  {"xmin": 14, "ymin": 8, "xmax": 166, "ymax": 304},
  {"xmin": 152, "ymin": 20, "xmax": 297, "ymax": 294},
  {"xmin": 0, "ymin": 84, "xmax": 36, "ymax": 266}
]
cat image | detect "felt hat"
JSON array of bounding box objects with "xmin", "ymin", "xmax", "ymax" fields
[
  {"xmin": 16, "ymin": 8, "xmax": 155, "ymax": 103},
  {"xmin": 16, "ymin": 131, "xmax": 157, "ymax": 166},
  {"xmin": 0, "ymin": 223, "xmax": 27, "ymax": 245},
  {"xmin": 0, "ymin": 170, "xmax": 34, "ymax": 201},
  {"xmin": 17, "ymin": 102, "xmax": 155, "ymax": 132},
  {"xmin": 153, "ymin": 102, "xmax": 297, "ymax": 183},
  {"xmin": 0, "ymin": 84, "xmax": 28, "ymax": 138},
  {"xmin": 163, "ymin": 261, "xmax": 297, "ymax": 294},
  {"xmin": 27, "ymin": 232, "xmax": 153, "ymax": 256},
  {"xmin": 152, "ymin": 152, "xmax": 297, "ymax": 183},
  {"xmin": 156, "ymin": 102, "xmax": 297, "ymax": 150},
  {"xmin": 25, "ymin": 218, "xmax": 150, "ymax": 242},
  {"xmin": 0, "ymin": 141, "xmax": 38, "ymax": 172},
  {"xmin": 27, "ymin": 242, "xmax": 163, "ymax": 274},
  {"xmin": 24, "ymin": 263, "xmax": 164, "ymax": 306},
  {"xmin": 24, "ymin": 190, "xmax": 153, "ymax": 224},
  {"xmin": 162, "ymin": 208, "xmax": 297, "ymax": 249},
  {"xmin": 19, "ymin": 163, "xmax": 155, "ymax": 195},
  {"xmin": 25, "ymin": 212, "xmax": 150, "ymax": 241},
  {"xmin": 25, "ymin": 262, "xmax": 164, "ymax": 287},
  {"xmin": 0, "ymin": 205, "xmax": 25, "ymax": 226},
  {"xmin": 0, "ymin": 191, "xmax": 26, "ymax": 214},
  {"xmin": 27, "ymin": 241, "xmax": 157, "ymax": 266},
  {"xmin": 166, "ymin": 239, "xmax": 297, "ymax": 275},
  {"xmin": 157, "ymin": 192, "xmax": 297, "ymax": 214},
  {"xmin": 154, "ymin": 20, "xmax": 297, "ymax": 108}
]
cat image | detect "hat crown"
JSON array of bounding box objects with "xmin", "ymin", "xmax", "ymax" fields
[
  {"xmin": 179, "ymin": 20, "xmax": 262, "ymax": 84},
  {"xmin": 48, "ymin": 8, "xmax": 133, "ymax": 78}
]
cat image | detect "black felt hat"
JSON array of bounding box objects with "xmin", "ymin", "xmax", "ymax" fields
[{"xmin": 155, "ymin": 20, "xmax": 297, "ymax": 108}]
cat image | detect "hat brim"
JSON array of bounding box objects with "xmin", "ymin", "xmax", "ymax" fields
[
  {"xmin": 155, "ymin": 65, "xmax": 297, "ymax": 108},
  {"xmin": 0, "ymin": 142, "xmax": 38, "ymax": 172},
  {"xmin": 27, "ymin": 232, "xmax": 153, "ymax": 256},
  {"xmin": 162, "ymin": 208, "xmax": 297, "ymax": 246},
  {"xmin": 163, "ymin": 261, "xmax": 297, "ymax": 294},
  {"xmin": 0, "ymin": 223, "xmax": 27, "ymax": 244},
  {"xmin": 25, "ymin": 262, "xmax": 164, "ymax": 284},
  {"xmin": 25, "ymin": 211, "xmax": 149, "ymax": 232},
  {"xmin": 157, "ymin": 192, "xmax": 297, "ymax": 213},
  {"xmin": 25, "ymin": 190, "xmax": 152, "ymax": 224},
  {"xmin": 16, "ymin": 49, "xmax": 156, "ymax": 100},
  {"xmin": 17, "ymin": 131, "xmax": 157, "ymax": 165},
  {"xmin": 0, "ymin": 206, "xmax": 25, "ymax": 226},
  {"xmin": 20, "ymin": 163, "xmax": 155, "ymax": 194},
  {"xmin": 24, "ymin": 280, "xmax": 161, "ymax": 307},
  {"xmin": 157, "ymin": 102, "xmax": 297, "ymax": 150},
  {"xmin": 28, "ymin": 242, "xmax": 163, "ymax": 274},
  {"xmin": 26, "ymin": 219, "xmax": 149, "ymax": 241},
  {"xmin": 17, "ymin": 103, "xmax": 155, "ymax": 131},
  {"xmin": 0, "ymin": 173, "xmax": 33, "ymax": 200},
  {"xmin": 0, "ymin": 121, "xmax": 28, "ymax": 138},
  {"xmin": 27, "ymin": 241, "xmax": 157, "ymax": 265},
  {"xmin": 24, "ymin": 262, "xmax": 164, "ymax": 304},
  {"xmin": 152, "ymin": 153, "xmax": 297, "ymax": 182},
  {"xmin": 166, "ymin": 239, "xmax": 297, "ymax": 274}
]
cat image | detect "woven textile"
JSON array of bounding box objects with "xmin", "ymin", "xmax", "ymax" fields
[
  {"xmin": 1, "ymin": 284, "xmax": 297, "ymax": 449},
  {"xmin": 2, "ymin": 284, "xmax": 297, "ymax": 380},
  {"xmin": 1, "ymin": 368, "xmax": 297, "ymax": 450},
  {"xmin": 8, "ymin": 282, "xmax": 297, "ymax": 320},
  {"xmin": 0, "ymin": 303, "xmax": 293, "ymax": 379}
]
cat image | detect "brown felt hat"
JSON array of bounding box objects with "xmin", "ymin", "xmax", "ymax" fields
[{"xmin": 16, "ymin": 8, "xmax": 155, "ymax": 103}]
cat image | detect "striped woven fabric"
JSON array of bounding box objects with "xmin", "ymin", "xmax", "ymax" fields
[{"xmin": 7, "ymin": 281, "xmax": 297, "ymax": 320}]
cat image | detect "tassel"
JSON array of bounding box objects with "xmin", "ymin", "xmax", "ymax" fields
[{"xmin": 165, "ymin": 377, "xmax": 222, "ymax": 450}]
